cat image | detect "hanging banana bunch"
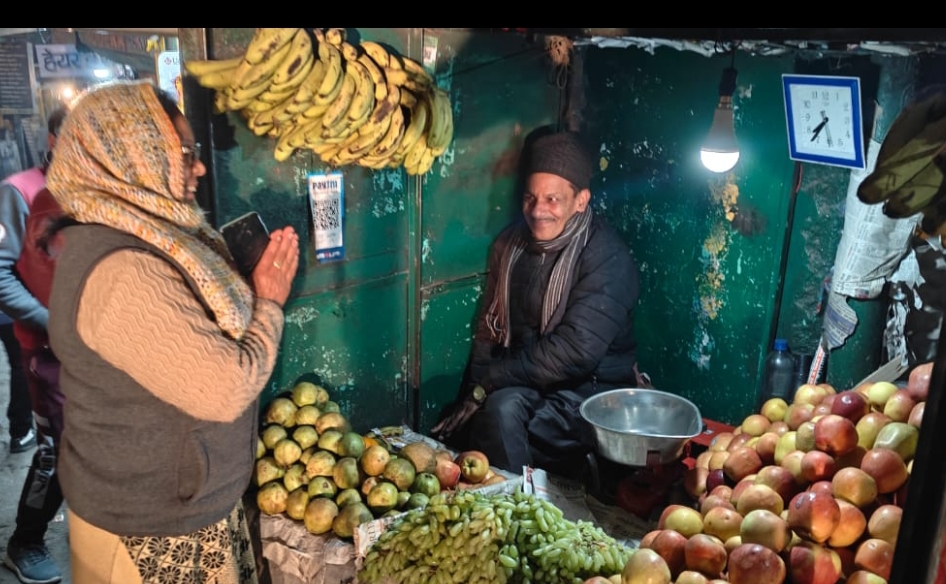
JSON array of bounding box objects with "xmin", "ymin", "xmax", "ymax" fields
[{"xmin": 183, "ymin": 27, "xmax": 454, "ymax": 175}]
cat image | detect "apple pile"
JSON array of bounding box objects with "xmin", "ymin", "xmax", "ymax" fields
[{"xmin": 653, "ymin": 363, "xmax": 931, "ymax": 584}]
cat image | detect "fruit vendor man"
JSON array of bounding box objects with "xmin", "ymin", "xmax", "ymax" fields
[{"xmin": 432, "ymin": 129, "xmax": 642, "ymax": 476}]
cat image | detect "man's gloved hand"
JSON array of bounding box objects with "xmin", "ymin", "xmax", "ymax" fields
[{"xmin": 430, "ymin": 385, "xmax": 487, "ymax": 442}]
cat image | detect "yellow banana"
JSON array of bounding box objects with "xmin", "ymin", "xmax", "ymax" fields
[
  {"xmin": 341, "ymin": 84, "xmax": 400, "ymax": 158},
  {"xmin": 344, "ymin": 60, "xmax": 375, "ymax": 124},
  {"xmin": 339, "ymin": 41, "xmax": 360, "ymax": 63},
  {"xmin": 229, "ymin": 41, "xmax": 293, "ymax": 101},
  {"xmin": 383, "ymin": 66, "xmax": 429, "ymax": 94},
  {"xmin": 185, "ymin": 56, "xmax": 243, "ymax": 77},
  {"xmin": 403, "ymin": 133, "xmax": 428, "ymax": 172},
  {"xmin": 285, "ymin": 60, "xmax": 327, "ymax": 114},
  {"xmin": 191, "ymin": 67, "xmax": 240, "ymax": 90},
  {"xmin": 366, "ymin": 105, "xmax": 405, "ymax": 160},
  {"xmin": 244, "ymin": 28, "xmax": 300, "ymax": 65},
  {"xmin": 395, "ymin": 97, "xmax": 430, "ymax": 159},
  {"xmin": 225, "ymin": 79, "xmax": 272, "ymax": 111},
  {"xmin": 255, "ymin": 84, "xmax": 297, "ymax": 106},
  {"xmin": 314, "ymin": 41, "xmax": 343, "ymax": 105},
  {"xmin": 320, "ymin": 69, "xmax": 357, "ymax": 133},
  {"xmin": 359, "ymin": 41, "xmax": 390, "ymax": 69},
  {"xmin": 300, "ymin": 100, "xmax": 332, "ymax": 123},
  {"xmin": 213, "ymin": 89, "xmax": 230, "ymax": 114},
  {"xmin": 325, "ymin": 28, "xmax": 346, "ymax": 48},
  {"xmin": 413, "ymin": 144, "xmax": 437, "ymax": 175},
  {"xmin": 247, "ymin": 109, "xmax": 275, "ymax": 137},
  {"xmin": 399, "ymin": 88, "xmax": 419, "ymax": 109},
  {"xmin": 273, "ymin": 131, "xmax": 298, "ymax": 162},
  {"xmin": 357, "ymin": 53, "xmax": 388, "ymax": 102},
  {"xmin": 402, "ymin": 55, "xmax": 434, "ymax": 86},
  {"xmin": 271, "ymin": 29, "xmax": 314, "ymax": 87},
  {"xmin": 426, "ymin": 86, "xmax": 454, "ymax": 152}
]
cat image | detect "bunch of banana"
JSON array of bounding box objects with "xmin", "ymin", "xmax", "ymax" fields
[{"xmin": 183, "ymin": 28, "xmax": 455, "ymax": 174}]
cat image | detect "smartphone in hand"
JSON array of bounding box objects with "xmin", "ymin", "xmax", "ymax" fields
[{"xmin": 220, "ymin": 212, "xmax": 270, "ymax": 277}]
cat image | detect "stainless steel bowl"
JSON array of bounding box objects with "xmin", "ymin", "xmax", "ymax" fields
[{"xmin": 580, "ymin": 388, "xmax": 703, "ymax": 467}]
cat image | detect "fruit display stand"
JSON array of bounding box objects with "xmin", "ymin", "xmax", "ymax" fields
[{"xmin": 258, "ymin": 424, "xmax": 521, "ymax": 584}]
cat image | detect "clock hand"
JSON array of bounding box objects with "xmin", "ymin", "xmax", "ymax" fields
[
  {"xmin": 824, "ymin": 121, "xmax": 833, "ymax": 147},
  {"xmin": 810, "ymin": 119, "xmax": 827, "ymax": 142},
  {"xmin": 810, "ymin": 111, "xmax": 829, "ymax": 143}
]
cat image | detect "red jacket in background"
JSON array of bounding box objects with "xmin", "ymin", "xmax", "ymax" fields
[{"xmin": 14, "ymin": 187, "xmax": 62, "ymax": 351}]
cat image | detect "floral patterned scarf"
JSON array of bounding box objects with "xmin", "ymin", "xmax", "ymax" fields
[{"xmin": 46, "ymin": 81, "xmax": 253, "ymax": 340}]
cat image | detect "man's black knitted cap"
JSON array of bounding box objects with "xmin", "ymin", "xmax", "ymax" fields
[{"xmin": 522, "ymin": 131, "xmax": 594, "ymax": 190}]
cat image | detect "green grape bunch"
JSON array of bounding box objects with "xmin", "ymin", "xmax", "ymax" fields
[{"xmin": 358, "ymin": 489, "xmax": 632, "ymax": 584}]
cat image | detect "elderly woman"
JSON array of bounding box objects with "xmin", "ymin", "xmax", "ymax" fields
[{"xmin": 44, "ymin": 81, "xmax": 299, "ymax": 584}]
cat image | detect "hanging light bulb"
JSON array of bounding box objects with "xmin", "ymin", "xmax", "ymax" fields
[{"xmin": 700, "ymin": 66, "xmax": 739, "ymax": 173}]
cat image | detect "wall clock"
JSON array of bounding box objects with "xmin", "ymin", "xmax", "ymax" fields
[{"xmin": 782, "ymin": 74, "xmax": 865, "ymax": 169}]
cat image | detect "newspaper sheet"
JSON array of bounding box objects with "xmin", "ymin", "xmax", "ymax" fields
[{"xmin": 825, "ymin": 138, "xmax": 920, "ymax": 349}]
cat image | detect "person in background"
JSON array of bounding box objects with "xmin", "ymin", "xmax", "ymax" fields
[
  {"xmin": 1, "ymin": 106, "xmax": 68, "ymax": 584},
  {"xmin": 2, "ymin": 312, "xmax": 34, "ymax": 454},
  {"xmin": 44, "ymin": 81, "xmax": 299, "ymax": 584},
  {"xmin": 432, "ymin": 129, "xmax": 642, "ymax": 477}
]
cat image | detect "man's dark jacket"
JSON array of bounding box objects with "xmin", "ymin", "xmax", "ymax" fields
[{"xmin": 468, "ymin": 213, "xmax": 640, "ymax": 396}]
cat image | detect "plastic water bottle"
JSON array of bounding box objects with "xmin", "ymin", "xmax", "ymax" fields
[{"xmin": 759, "ymin": 338, "xmax": 795, "ymax": 407}]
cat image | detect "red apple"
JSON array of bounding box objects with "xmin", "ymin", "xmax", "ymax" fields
[
  {"xmin": 754, "ymin": 464, "xmax": 800, "ymax": 504},
  {"xmin": 684, "ymin": 533, "xmax": 728, "ymax": 578},
  {"xmin": 827, "ymin": 499, "xmax": 867, "ymax": 548},
  {"xmin": 860, "ymin": 447, "xmax": 909, "ymax": 494},
  {"xmin": 908, "ymin": 401, "xmax": 925, "ymax": 428},
  {"xmin": 800, "ymin": 450, "xmax": 837, "ymax": 484},
  {"xmin": 813, "ymin": 414, "xmax": 858, "ymax": 457},
  {"xmin": 754, "ymin": 432, "xmax": 780, "ymax": 466},
  {"xmin": 727, "ymin": 433, "xmax": 753, "ymax": 452},
  {"xmin": 780, "ymin": 450, "xmax": 809, "ymax": 487},
  {"xmin": 867, "ymin": 504, "xmax": 902, "ymax": 545},
  {"xmin": 784, "ymin": 403, "xmax": 816, "ymax": 430},
  {"xmin": 831, "ymin": 467, "xmax": 878, "ymax": 508},
  {"xmin": 830, "ymin": 390, "xmax": 870, "ymax": 423},
  {"xmin": 854, "ymin": 538, "xmax": 894, "ymax": 580},
  {"xmin": 786, "ymin": 490, "xmax": 840, "ymax": 544},
  {"xmin": 726, "ymin": 543, "xmax": 786, "ymax": 584},
  {"xmin": 709, "ymin": 432, "xmax": 735, "ymax": 452},
  {"xmin": 735, "ymin": 483, "xmax": 784, "ymax": 517},
  {"xmin": 434, "ymin": 457, "xmax": 462, "ymax": 489},
  {"xmin": 907, "ymin": 362, "xmax": 932, "ymax": 402},
  {"xmin": 705, "ymin": 468, "xmax": 728, "ymax": 493},
  {"xmin": 807, "ymin": 480, "xmax": 834, "ymax": 498},
  {"xmin": 723, "ymin": 447, "xmax": 763, "ymax": 483},
  {"xmin": 648, "ymin": 528, "xmax": 689, "ymax": 578},
  {"xmin": 700, "ymin": 494, "xmax": 735, "ymax": 515},
  {"xmin": 794, "ymin": 384, "xmax": 828, "ymax": 406},
  {"xmin": 788, "ymin": 541, "xmax": 842, "ymax": 584},
  {"xmin": 455, "ymin": 450, "xmax": 490, "ymax": 484},
  {"xmin": 883, "ymin": 390, "xmax": 917, "ymax": 423},
  {"xmin": 702, "ymin": 506, "xmax": 743, "ymax": 543}
]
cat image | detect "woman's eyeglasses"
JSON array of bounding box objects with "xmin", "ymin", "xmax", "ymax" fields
[{"xmin": 182, "ymin": 143, "xmax": 202, "ymax": 166}]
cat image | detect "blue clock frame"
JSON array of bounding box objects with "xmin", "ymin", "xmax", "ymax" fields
[{"xmin": 782, "ymin": 74, "xmax": 865, "ymax": 170}]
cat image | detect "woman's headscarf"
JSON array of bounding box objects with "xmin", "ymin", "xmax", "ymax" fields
[{"xmin": 46, "ymin": 81, "xmax": 254, "ymax": 340}]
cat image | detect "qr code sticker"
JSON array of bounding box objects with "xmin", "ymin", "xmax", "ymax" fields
[{"xmin": 313, "ymin": 197, "xmax": 341, "ymax": 231}]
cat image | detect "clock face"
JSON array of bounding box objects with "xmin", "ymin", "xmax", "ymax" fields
[{"xmin": 782, "ymin": 75, "xmax": 865, "ymax": 169}]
